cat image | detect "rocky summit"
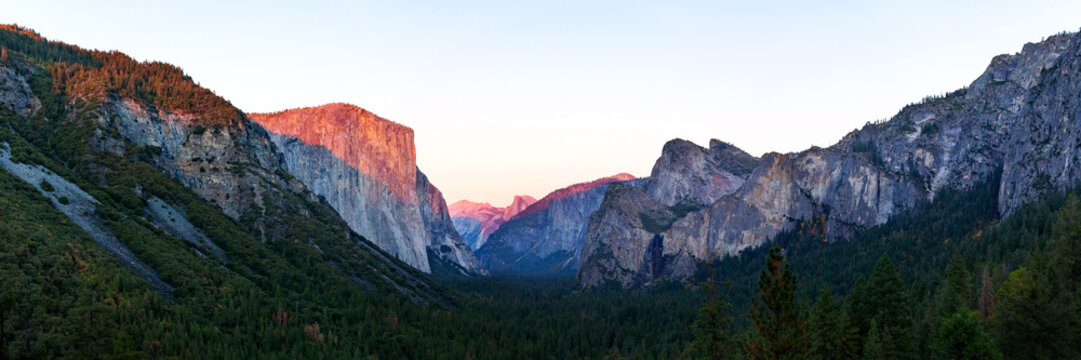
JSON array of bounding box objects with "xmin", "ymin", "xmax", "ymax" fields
[
  {"xmin": 476, "ymin": 173, "xmax": 636, "ymax": 275},
  {"xmin": 579, "ymin": 30, "xmax": 1081, "ymax": 288},
  {"xmin": 450, "ymin": 195, "xmax": 537, "ymax": 250},
  {"xmin": 250, "ymin": 104, "xmax": 485, "ymax": 274}
]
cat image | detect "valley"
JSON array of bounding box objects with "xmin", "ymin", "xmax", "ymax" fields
[{"xmin": 1, "ymin": 21, "xmax": 1080, "ymax": 359}]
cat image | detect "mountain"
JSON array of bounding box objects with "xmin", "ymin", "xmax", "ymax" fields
[
  {"xmin": 249, "ymin": 104, "xmax": 485, "ymax": 275},
  {"xmin": 0, "ymin": 24, "xmax": 462, "ymax": 357},
  {"xmin": 579, "ymin": 30, "xmax": 1081, "ymax": 288},
  {"xmin": 476, "ymin": 173, "xmax": 636, "ymax": 275},
  {"xmin": 450, "ymin": 195, "xmax": 537, "ymax": 250},
  {"xmin": 578, "ymin": 139, "xmax": 759, "ymax": 287}
]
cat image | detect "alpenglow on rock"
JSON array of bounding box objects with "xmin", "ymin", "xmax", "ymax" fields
[
  {"xmin": 476, "ymin": 173, "xmax": 636, "ymax": 275},
  {"xmin": 250, "ymin": 103, "xmax": 485, "ymax": 274},
  {"xmin": 580, "ymin": 30, "xmax": 1081, "ymax": 288},
  {"xmin": 450, "ymin": 195, "xmax": 537, "ymax": 250}
]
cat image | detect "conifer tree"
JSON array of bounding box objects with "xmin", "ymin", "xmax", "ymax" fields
[
  {"xmin": 864, "ymin": 255, "xmax": 913, "ymax": 359},
  {"xmin": 809, "ymin": 285, "xmax": 857, "ymax": 360},
  {"xmin": 861, "ymin": 320, "xmax": 891, "ymax": 360},
  {"xmin": 939, "ymin": 253, "xmax": 972, "ymax": 316},
  {"xmin": 691, "ymin": 273, "xmax": 735, "ymax": 360},
  {"xmin": 747, "ymin": 248, "xmax": 808, "ymax": 360}
]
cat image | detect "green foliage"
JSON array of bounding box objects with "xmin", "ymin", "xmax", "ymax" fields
[
  {"xmin": 746, "ymin": 248, "xmax": 809, "ymax": 360},
  {"xmin": 862, "ymin": 256, "xmax": 913, "ymax": 358},
  {"xmin": 933, "ymin": 310, "xmax": 1000, "ymax": 360},
  {"xmin": 808, "ymin": 285, "xmax": 857, "ymax": 360},
  {"xmin": 989, "ymin": 195, "xmax": 1081, "ymax": 360},
  {"xmin": 690, "ymin": 274, "xmax": 735, "ymax": 360}
]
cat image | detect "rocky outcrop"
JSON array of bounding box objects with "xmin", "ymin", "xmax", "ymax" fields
[
  {"xmin": 0, "ymin": 65, "xmax": 40, "ymax": 117},
  {"xmin": 580, "ymin": 30, "xmax": 1081, "ymax": 288},
  {"xmin": 476, "ymin": 173, "xmax": 636, "ymax": 275},
  {"xmin": 91, "ymin": 96, "xmax": 283, "ymax": 221},
  {"xmin": 579, "ymin": 139, "xmax": 761, "ymax": 287},
  {"xmin": 648, "ymin": 139, "xmax": 757, "ymax": 207},
  {"xmin": 250, "ymin": 104, "xmax": 485, "ymax": 274},
  {"xmin": 450, "ymin": 195, "xmax": 537, "ymax": 250}
]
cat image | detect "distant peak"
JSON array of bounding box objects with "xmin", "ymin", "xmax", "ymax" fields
[
  {"xmin": 509, "ymin": 194, "xmax": 538, "ymax": 206},
  {"xmin": 513, "ymin": 173, "xmax": 636, "ymax": 220},
  {"xmin": 449, "ymin": 200, "xmax": 499, "ymax": 218}
]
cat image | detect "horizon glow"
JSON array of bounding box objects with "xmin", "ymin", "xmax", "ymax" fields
[{"xmin": 4, "ymin": 1, "xmax": 1081, "ymax": 207}]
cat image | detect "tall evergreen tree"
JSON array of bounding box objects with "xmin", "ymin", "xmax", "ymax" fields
[
  {"xmin": 690, "ymin": 274, "xmax": 735, "ymax": 360},
  {"xmin": 845, "ymin": 276, "xmax": 872, "ymax": 346},
  {"xmin": 746, "ymin": 248, "xmax": 808, "ymax": 360},
  {"xmin": 808, "ymin": 284, "xmax": 857, "ymax": 360},
  {"xmin": 938, "ymin": 253, "xmax": 972, "ymax": 316},
  {"xmin": 861, "ymin": 320, "xmax": 892, "ymax": 360},
  {"xmin": 864, "ymin": 255, "xmax": 913, "ymax": 359}
]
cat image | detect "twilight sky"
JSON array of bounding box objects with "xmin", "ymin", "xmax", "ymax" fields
[{"xmin": 4, "ymin": 1, "xmax": 1081, "ymax": 206}]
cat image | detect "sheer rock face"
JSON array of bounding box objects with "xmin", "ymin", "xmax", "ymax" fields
[
  {"xmin": 578, "ymin": 139, "xmax": 761, "ymax": 288},
  {"xmin": 581, "ymin": 30, "xmax": 1081, "ymax": 288},
  {"xmin": 476, "ymin": 173, "xmax": 636, "ymax": 275},
  {"xmin": 450, "ymin": 195, "xmax": 537, "ymax": 250},
  {"xmin": 250, "ymin": 104, "xmax": 484, "ymax": 274},
  {"xmin": 251, "ymin": 103, "xmax": 418, "ymax": 203}
]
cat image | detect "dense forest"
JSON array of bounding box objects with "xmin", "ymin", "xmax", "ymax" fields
[{"xmin": 2, "ymin": 24, "xmax": 1080, "ymax": 359}]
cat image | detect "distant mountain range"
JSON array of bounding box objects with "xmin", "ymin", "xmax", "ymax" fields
[
  {"xmin": 449, "ymin": 195, "xmax": 536, "ymax": 250},
  {"xmin": 472, "ymin": 173, "xmax": 636, "ymax": 275}
]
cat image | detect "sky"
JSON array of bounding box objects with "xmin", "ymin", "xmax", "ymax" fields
[{"xmin": 4, "ymin": 1, "xmax": 1081, "ymax": 206}]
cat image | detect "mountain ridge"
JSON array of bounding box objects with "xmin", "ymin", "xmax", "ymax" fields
[{"xmin": 579, "ymin": 29, "xmax": 1081, "ymax": 288}]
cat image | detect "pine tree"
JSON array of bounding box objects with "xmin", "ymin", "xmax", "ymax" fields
[
  {"xmin": 691, "ymin": 274, "xmax": 735, "ymax": 360},
  {"xmin": 938, "ymin": 253, "xmax": 971, "ymax": 316},
  {"xmin": 845, "ymin": 276, "xmax": 872, "ymax": 343},
  {"xmin": 864, "ymin": 255, "xmax": 913, "ymax": 359},
  {"xmin": 747, "ymin": 248, "xmax": 808, "ymax": 360},
  {"xmin": 861, "ymin": 320, "xmax": 891, "ymax": 360},
  {"xmin": 809, "ymin": 285, "xmax": 857, "ymax": 360}
]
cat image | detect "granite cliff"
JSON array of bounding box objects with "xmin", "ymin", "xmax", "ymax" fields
[
  {"xmin": 250, "ymin": 104, "xmax": 485, "ymax": 274},
  {"xmin": 580, "ymin": 30, "xmax": 1081, "ymax": 288},
  {"xmin": 476, "ymin": 173, "xmax": 636, "ymax": 275}
]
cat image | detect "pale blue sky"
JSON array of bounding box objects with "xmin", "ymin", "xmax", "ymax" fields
[{"xmin": 4, "ymin": 1, "xmax": 1081, "ymax": 205}]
